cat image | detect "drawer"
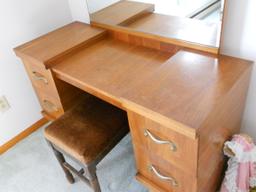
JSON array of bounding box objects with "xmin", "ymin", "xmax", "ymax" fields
[
  {"xmin": 22, "ymin": 58, "xmax": 64, "ymax": 119},
  {"xmin": 128, "ymin": 111, "xmax": 198, "ymax": 175},
  {"xmin": 134, "ymin": 145, "xmax": 197, "ymax": 192},
  {"xmin": 24, "ymin": 60, "xmax": 60, "ymax": 98},
  {"xmin": 38, "ymin": 92, "xmax": 64, "ymax": 119}
]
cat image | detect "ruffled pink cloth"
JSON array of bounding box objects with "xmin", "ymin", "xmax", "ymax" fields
[{"xmin": 220, "ymin": 135, "xmax": 256, "ymax": 192}]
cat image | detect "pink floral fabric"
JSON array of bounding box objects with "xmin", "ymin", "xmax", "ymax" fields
[{"xmin": 220, "ymin": 135, "xmax": 256, "ymax": 192}]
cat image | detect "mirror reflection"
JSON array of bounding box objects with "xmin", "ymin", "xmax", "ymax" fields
[{"xmin": 86, "ymin": 0, "xmax": 225, "ymax": 50}]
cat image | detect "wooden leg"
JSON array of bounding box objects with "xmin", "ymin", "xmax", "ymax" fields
[
  {"xmin": 48, "ymin": 141, "xmax": 75, "ymax": 184},
  {"xmin": 90, "ymin": 178, "xmax": 101, "ymax": 192},
  {"xmin": 86, "ymin": 165, "xmax": 101, "ymax": 192}
]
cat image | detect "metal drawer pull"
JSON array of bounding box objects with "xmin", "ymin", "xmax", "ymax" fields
[
  {"xmin": 43, "ymin": 100, "xmax": 58, "ymax": 112},
  {"xmin": 32, "ymin": 71, "xmax": 48, "ymax": 84},
  {"xmin": 148, "ymin": 165, "xmax": 178, "ymax": 187},
  {"xmin": 144, "ymin": 129, "xmax": 177, "ymax": 151}
]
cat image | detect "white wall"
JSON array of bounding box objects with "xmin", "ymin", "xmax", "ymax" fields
[
  {"xmin": 68, "ymin": 0, "xmax": 90, "ymax": 23},
  {"xmin": 221, "ymin": 0, "xmax": 256, "ymax": 139},
  {"xmin": 0, "ymin": 0, "xmax": 73, "ymax": 145}
]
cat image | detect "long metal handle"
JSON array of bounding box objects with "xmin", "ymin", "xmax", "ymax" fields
[
  {"xmin": 148, "ymin": 165, "xmax": 178, "ymax": 187},
  {"xmin": 32, "ymin": 71, "xmax": 48, "ymax": 84},
  {"xmin": 144, "ymin": 129, "xmax": 177, "ymax": 151}
]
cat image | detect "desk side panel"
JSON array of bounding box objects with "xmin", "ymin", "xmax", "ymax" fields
[{"xmin": 197, "ymin": 65, "xmax": 253, "ymax": 192}]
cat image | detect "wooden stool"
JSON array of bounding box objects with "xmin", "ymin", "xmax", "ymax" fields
[{"xmin": 44, "ymin": 95, "xmax": 129, "ymax": 192}]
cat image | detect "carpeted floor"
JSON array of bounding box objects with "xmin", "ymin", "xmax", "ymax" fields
[{"xmin": 0, "ymin": 125, "xmax": 147, "ymax": 192}]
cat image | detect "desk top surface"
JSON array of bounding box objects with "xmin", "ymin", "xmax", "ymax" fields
[{"xmin": 52, "ymin": 38, "xmax": 251, "ymax": 135}]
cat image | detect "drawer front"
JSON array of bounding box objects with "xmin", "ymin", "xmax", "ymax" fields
[
  {"xmin": 24, "ymin": 60, "xmax": 59, "ymax": 97},
  {"xmin": 128, "ymin": 111, "xmax": 198, "ymax": 175},
  {"xmin": 37, "ymin": 91, "xmax": 64, "ymax": 119},
  {"xmin": 134, "ymin": 144, "xmax": 197, "ymax": 192},
  {"xmin": 23, "ymin": 59, "xmax": 64, "ymax": 119}
]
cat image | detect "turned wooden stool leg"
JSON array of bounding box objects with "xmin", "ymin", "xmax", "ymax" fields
[
  {"xmin": 86, "ymin": 165, "xmax": 101, "ymax": 192},
  {"xmin": 90, "ymin": 178, "xmax": 101, "ymax": 192},
  {"xmin": 48, "ymin": 141, "xmax": 75, "ymax": 184}
]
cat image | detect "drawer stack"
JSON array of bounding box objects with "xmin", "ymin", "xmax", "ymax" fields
[
  {"xmin": 128, "ymin": 111, "xmax": 198, "ymax": 192},
  {"xmin": 13, "ymin": 22, "xmax": 106, "ymax": 120},
  {"xmin": 22, "ymin": 58, "xmax": 65, "ymax": 119}
]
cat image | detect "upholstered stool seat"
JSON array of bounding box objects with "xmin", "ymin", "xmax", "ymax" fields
[{"xmin": 44, "ymin": 95, "xmax": 129, "ymax": 192}]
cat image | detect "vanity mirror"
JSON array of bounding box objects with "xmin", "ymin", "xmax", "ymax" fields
[{"xmin": 86, "ymin": 0, "xmax": 226, "ymax": 54}]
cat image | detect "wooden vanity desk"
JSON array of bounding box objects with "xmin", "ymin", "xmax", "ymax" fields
[{"xmin": 15, "ymin": 12, "xmax": 252, "ymax": 192}]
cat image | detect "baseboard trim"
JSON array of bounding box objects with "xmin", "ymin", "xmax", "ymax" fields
[{"xmin": 0, "ymin": 117, "xmax": 48, "ymax": 155}]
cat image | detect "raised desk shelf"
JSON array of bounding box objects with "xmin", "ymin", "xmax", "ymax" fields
[{"xmin": 14, "ymin": 22, "xmax": 105, "ymax": 68}]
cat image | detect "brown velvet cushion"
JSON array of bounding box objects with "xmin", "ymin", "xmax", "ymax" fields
[{"xmin": 44, "ymin": 95, "xmax": 129, "ymax": 164}]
